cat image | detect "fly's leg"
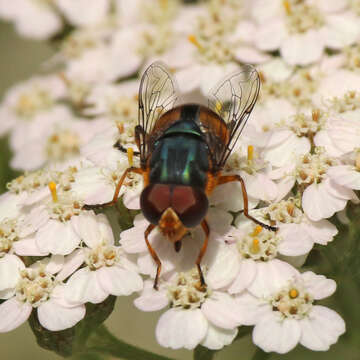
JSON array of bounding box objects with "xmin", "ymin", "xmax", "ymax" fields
[
  {"xmin": 196, "ymin": 219, "xmax": 210, "ymax": 289},
  {"xmin": 83, "ymin": 167, "xmax": 143, "ymax": 210},
  {"xmin": 218, "ymin": 174, "xmax": 277, "ymax": 231},
  {"xmin": 144, "ymin": 224, "xmax": 162, "ymax": 290}
]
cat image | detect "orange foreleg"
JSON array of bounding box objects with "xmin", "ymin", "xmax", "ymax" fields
[
  {"xmin": 196, "ymin": 219, "xmax": 210, "ymax": 288},
  {"xmin": 83, "ymin": 166, "xmax": 143, "ymax": 210},
  {"xmin": 144, "ymin": 223, "xmax": 162, "ymax": 290},
  {"xmin": 217, "ymin": 174, "xmax": 277, "ymax": 232}
]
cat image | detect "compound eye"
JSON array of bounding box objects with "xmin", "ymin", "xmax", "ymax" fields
[
  {"xmin": 172, "ymin": 186, "xmax": 208, "ymax": 228},
  {"xmin": 140, "ymin": 184, "xmax": 171, "ymax": 224}
]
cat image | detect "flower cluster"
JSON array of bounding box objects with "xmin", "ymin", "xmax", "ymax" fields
[{"xmin": 1, "ymin": 0, "xmax": 360, "ymax": 355}]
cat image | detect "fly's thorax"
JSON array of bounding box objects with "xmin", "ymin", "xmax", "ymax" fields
[{"xmin": 149, "ymin": 108, "xmax": 210, "ymax": 188}]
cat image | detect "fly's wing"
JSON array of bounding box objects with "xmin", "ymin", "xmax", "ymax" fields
[
  {"xmin": 207, "ymin": 64, "xmax": 260, "ymax": 169},
  {"xmin": 137, "ymin": 62, "xmax": 178, "ymax": 167}
]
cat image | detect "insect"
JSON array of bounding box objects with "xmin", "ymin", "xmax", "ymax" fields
[{"xmin": 84, "ymin": 62, "xmax": 277, "ymax": 290}]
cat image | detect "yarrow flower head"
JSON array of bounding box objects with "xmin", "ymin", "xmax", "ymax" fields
[{"xmin": 0, "ymin": 0, "xmax": 358, "ymax": 358}]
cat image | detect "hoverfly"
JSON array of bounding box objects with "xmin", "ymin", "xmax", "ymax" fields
[{"xmin": 84, "ymin": 62, "xmax": 276, "ymax": 289}]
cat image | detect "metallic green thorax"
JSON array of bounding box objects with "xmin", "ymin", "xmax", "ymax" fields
[{"xmin": 149, "ymin": 105, "xmax": 209, "ymax": 188}]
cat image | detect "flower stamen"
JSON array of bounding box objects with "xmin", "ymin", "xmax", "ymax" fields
[
  {"xmin": 188, "ymin": 34, "xmax": 203, "ymax": 52},
  {"xmin": 48, "ymin": 181, "xmax": 58, "ymax": 202},
  {"xmin": 247, "ymin": 145, "xmax": 254, "ymax": 162},
  {"xmin": 283, "ymin": 0, "xmax": 292, "ymax": 15},
  {"xmin": 127, "ymin": 147, "xmax": 134, "ymax": 167}
]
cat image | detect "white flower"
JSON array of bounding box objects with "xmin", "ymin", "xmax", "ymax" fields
[
  {"xmin": 327, "ymin": 150, "xmax": 360, "ymax": 190},
  {"xmin": 10, "ymin": 117, "xmax": 105, "ymax": 171},
  {"xmin": 252, "ymin": 0, "xmax": 360, "ymax": 65},
  {"xmin": 210, "ymin": 145, "xmax": 278, "ymax": 209},
  {"xmin": 296, "ymin": 150, "xmax": 358, "ymax": 221},
  {"xmin": 0, "ymin": 215, "xmax": 48, "ymax": 258},
  {"xmin": 235, "ymin": 270, "xmax": 345, "ymax": 353},
  {"xmin": 63, "ymin": 212, "xmax": 143, "ymax": 304},
  {"xmin": 120, "ymin": 208, "xmax": 235, "ymax": 281},
  {"xmin": 0, "ymin": 75, "xmax": 66, "ymax": 149},
  {"xmin": 26, "ymin": 189, "xmax": 85, "ymax": 256},
  {"xmin": 0, "ymin": 257, "xmax": 85, "ymax": 332},
  {"xmin": 224, "ymin": 212, "xmax": 315, "ymax": 295},
  {"xmin": 260, "ymin": 109, "xmax": 328, "ymax": 169},
  {"xmin": 134, "ymin": 266, "xmax": 242, "ymax": 350},
  {"xmin": 273, "ymin": 148, "xmax": 358, "ymax": 221},
  {"xmin": 313, "ymin": 69, "xmax": 360, "ymax": 109},
  {"xmin": 57, "ymin": 0, "xmax": 110, "ymax": 27},
  {"xmin": 0, "ymin": 0, "xmax": 62, "ymax": 39}
]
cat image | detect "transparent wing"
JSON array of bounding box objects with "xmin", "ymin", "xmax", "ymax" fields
[
  {"xmin": 138, "ymin": 62, "xmax": 178, "ymax": 166},
  {"xmin": 208, "ymin": 64, "xmax": 260, "ymax": 168}
]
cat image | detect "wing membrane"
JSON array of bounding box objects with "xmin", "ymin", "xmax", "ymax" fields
[
  {"xmin": 208, "ymin": 64, "xmax": 260, "ymax": 168},
  {"xmin": 138, "ymin": 62, "xmax": 178, "ymax": 166}
]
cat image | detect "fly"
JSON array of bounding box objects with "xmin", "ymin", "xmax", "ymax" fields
[{"xmin": 84, "ymin": 62, "xmax": 277, "ymax": 290}]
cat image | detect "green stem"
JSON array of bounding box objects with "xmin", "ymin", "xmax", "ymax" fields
[
  {"xmin": 252, "ymin": 348, "xmax": 271, "ymax": 360},
  {"xmin": 84, "ymin": 325, "xmax": 175, "ymax": 360}
]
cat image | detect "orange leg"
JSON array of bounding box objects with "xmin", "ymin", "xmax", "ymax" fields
[
  {"xmin": 196, "ymin": 219, "xmax": 210, "ymax": 288},
  {"xmin": 83, "ymin": 166, "xmax": 143, "ymax": 210},
  {"xmin": 144, "ymin": 224, "xmax": 162, "ymax": 290},
  {"xmin": 218, "ymin": 174, "xmax": 277, "ymax": 232}
]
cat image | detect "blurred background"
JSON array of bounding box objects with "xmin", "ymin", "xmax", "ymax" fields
[{"xmin": 1, "ymin": 16, "xmax": 359, "ymax": 360}]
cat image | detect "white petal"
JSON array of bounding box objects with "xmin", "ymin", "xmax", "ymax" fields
[
  {"xmin": 45, "ymin": 255, "xmax": 64, "ymax": 274},
  {"xmin": 301, "ymin": 272, "xmax": 336, "ymax": 300},
  {"xmin": 277, "ymin": 223, "xmax": 314, "ymax": 256},
  {"xmin": 36, "ymin": 220, "xmax": 81, "ymax": 255},
  {"xmin": 302, "ymin": 219, "xmax": 337, "ymax": 245},
  {"xmin": 119, "ymin": 218, "xmax": 149, "ymax": 253},
  {"xmin": 206, "ymin": 244, "xmax": 240, "ymax": 290},
  {"xmin": 176, "ymin": 65, "xmax": 202, "ymax": 93},
  {"xmin": 64, "ymin": 267, "xmax": 108, "ymax": 304},
  {"xmin": 12, "ymin": 235, "xmax": 47, "ymax": 256},
  {"xmin": 324, "ymin": 13, "xmax": 360, "ymax": 49},
  {"xmin": 245, "ymin": 173, "xmax": 278, "ymax": 202},
  {"xmin": 18, "ymin": 205, "xmax": 49, "ymax": 237},
  {"xmin": 0, "ymin": 298, "xmax": 32, "ymax": 332},
  {"xmin": 265, "ymin": 132, "xmax": 310, "ymax": 168},
  {"xmin": 255, "ymin": 21, "xmax": 287, "ymax": 51},
  {"xmin": 200, "ymin": 63, "xmax": 238, "ymax": 95},
  {"xmin": 247, "ymin": 260, "xmax": 299, "ymax": 298},
  {"xmin": 134, "ymin": 280, "xmax": 169, "ymax": 312},
  {"xmin": 0, "ymin": 254, "xmax": 25, "ymax": 291},
  {"xmin": 57, "ymin": 0, "xmax": 109, "ymax": 26},
  {"xmin": 234, "ymin": 46, "xmax": 270, "ymax": 64},
  {"xmin": 302, "ymin": 181, "xmax": 345, "ymax": 221},
  {"xmin": 201, "ymin": 292, "xmax": 243, "ymax": 329},
  {"xmin": 97, "ymin": 266, "xmax": 143, "ymax": 296},
  {"xmin": 206, "ymin": 207, "xmax": 233, "ymax": 233},
  {"xmin": 210, "ymin": 181, "xmax": 259, "ymax": 212},
  {"xmin": 38, "ymin": 300, "xmax": 85, "ymax": 331},
  {"xmin": 314, "ymin": 130, "xmax": 344, "ymax": 158},
  {"xmin": 155, "ymin": 308, "xmax": 208, "ymax": 350},
  {"xmin": 300, "ymin": 306, "xmax": 345, "ymax": 351},
  {"xmin": 56, "ymin": 249, "xmax": 85, "ymax": 282},
  {"xmin": 123, "ymin": 189, "xmax": 141, "ymax": 210},
  {"xmin": 253, "ymin": 313, "xmax": 301, "ymax": 354},
  {"xmin": 315, "ymin": 0, "xmax": 347, "ymax": 13},
  {"xmin": 0, "ymin": 288, "xmax": 15, "ymax": 299},
  {"xmin": 235, "ymin": 292, "xmax": 272, "ymax": 325},
  {"xmin": 281, "ymin": 30, "xmax": 324, "ymax": 66},
  {"xmin": 201, "ymin": 324, "xmax": 237, "ymax": 350},
  {"xmin": 228, "ymin": 259, "xmax": 257, "ymax": 294},
  {"xmin": 327, "ymin": 165, "xmax": 360, "ymax": 190},
  {"xmin": 71, "ymin": 211, "xmax": 103, "ymax": 248}
]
